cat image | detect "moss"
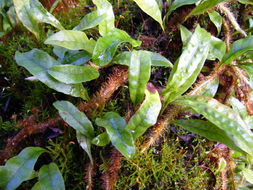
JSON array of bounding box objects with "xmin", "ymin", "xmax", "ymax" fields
[
  {"xmin": 116, "ymin": 137, "xmax": 217, "ymax": 190},
  {"xmin": 47, "ymin": 136, "xmax": 88, "ymax": 190}
]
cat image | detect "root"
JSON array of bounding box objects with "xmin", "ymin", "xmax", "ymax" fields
[
  {"xmin": 85, "ymin": 162, "xmax": 95, "ymax": 190},
  {"xmin": 222, "ymin": 18, "xmax": 232, "ymax": 52},
  {"xmin": 78, "ymin": 65, "xmax": 128, "ymax": 118},
  {"xmin": 218, "ymin": 2, "xmax": 247, "ymax": 37},
  {"xmin": 141, "ymin": 105, "xmax": 181, "ymax": 153},
  {"xmin": 141, "ymin": 63, "xmax": 223, "ymax": 153},
  {"xmin": 0, "ymin": 116, "xmax": 63, "ymax": 164},
  {"xmin": 101, "ymin": 148, "xmax": 123, "ymax": 190}
]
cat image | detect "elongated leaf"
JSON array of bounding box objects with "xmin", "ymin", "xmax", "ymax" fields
[
  {"xmin": 73, "ymin": 11, "xmax": 106, "ymax": 31},
  {"xmin": 245, "ymin": 116, "xmax": 253, "ymax": 130},
  {"xmin": 76, "ymin": 132, "xmax": 93, "ymax": 164},
  {"xmin": 32, "ymin": 163, "xmax": 65, "ymax": 190},
  {"xmin": 229, "ymin": 97, "xmax": 248, "ymax": 120},
  {"xmin": 93, "ymin": 28, "xmax": 141, "ymax": 66},
  {"xmin": 242, "ymin": 168, "xmax": 253, "ymax": 184},
  {"xmin": 95, "ymin": 112, "xmax": 135, "ymax": 158},
  {"xmin": 167, "ymin": 0, "xmax": 199, "ymax": 16},
  {"xmin": 45, "ymin": 30, "xmax": 92, "ymax": 52},
  {"xmin": 173, "ymin": 95, "xmax": 253, "ymax": 156},
  {"xmin": 186, "ymin": 0, "xmax": 227, "ymax": 19},
  {"xmin": 129, "ymin": 50, "xmax": 151, "ymax": 106},
  {"xmin": 12, "ymin": 0, "xmax": 40, "ymax": 38},
  {"xmin": 53, "ymin": 101, "xmax": 94, "ymax": 138},
  {"xmin": 229, "ymin": 97, "xmax": 253, "ymax": 129},
  {"xmin": 52, "ymin": 47, "xmax": 91, "ymax": 65},
  {"xmin": 61, "ymin": 51, "xmax": 91, "ymax": 65},
  {"xmin": 15, "ymin": 49, "xmax": 89, "ymax": 100},
  {"xmin": 0, "ymin": 147, "xmax": 46, "ymax": 190},
  {"xmin": 238, "ymin": 0, "xmax": 253, "ymax": 5},
  {"xmin": 179, "ymin": 25, "xmax": 192, "ymax": 47},
  {"xmin": 91, "ymin": 132, "xmax": 110, "ymax": 146},
  {"xmin": 114, "ymin": 51, "xmax": 172, "ymax": 67},
  {"xmin": 48, "ymin": 65, "xmax": 99, "ymax": 84},
  {"xmin": 150, "ymin": 52, "xmax": 173, "ymax": 67},
  {"xmin": 173, "ymin": 119, "xmax": 245, "ymax": 153},
  {"xmin": 133, "ymin": 0, "xmax": 163, "ymax": 30},
  {"xmin": 222, "ymin": 36, "xmax": 253, "ymax": 64},
  {"xmin": 179, "ymin": 25, "xmax": 225, "ymax": 61},
  {"xmin": 126, "ymin": 86, "xmax": 161, "ymax": 139},
  {"xmin": 239, "ymin": 63, "xmax": 253, "ymax": 79},
  {"xmin": 162, "ymin": 26, "xmax": 211, "ymax": 109},
  {"xmin": 208, "ymin": 36, "xmax": 226, "ymax": 61},
  {"xmin": 53, "ymin": 46, "xmax": 68, "ymax": 60},
  {"xmin": 92, "ymin": 0, "xmax": 115, "ymax": 36},
  {"xmin": 13, "ymin": 0, "xmax": 63, "ymax": 39},
  {"xmin": 208, "ymin": 11, "xmax": 222, "ymax": 35}
]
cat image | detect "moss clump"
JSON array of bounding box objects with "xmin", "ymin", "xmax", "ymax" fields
[{"xmin": 116, "ymin": 137, "xmax": 216, "ymax": 190}]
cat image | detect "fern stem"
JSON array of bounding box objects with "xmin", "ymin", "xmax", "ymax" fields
[{"xmin": 218, "ymin": 2, "xmax": 247, "ymax": 37}]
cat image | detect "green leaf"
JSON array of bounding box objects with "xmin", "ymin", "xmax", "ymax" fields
[
  {"xmin": 240, "ymin": 63, "xmax": 253, "ymax": 81},
  {"xmin": 167, "ymin": 0, "xmax": 199, "ymax": 16},
  {"xmin": 208, "ymin": 36, "xmax": 226, "ymax": 61},
  {"xmin": 31, "ymin": 163, "xmax": 65, "ymax": 190},
  {"xmin": 7, "ymin": 6, "xmax": 18, "ymax": 28},
  {"xmin": 245, "ymin": 116, "xmax": 253, "ymax": 130},
  {"xmin": 229, "ymin": 97, "xmax": 253, "ymax": 129},
  {"xmin": 15, "ymin": 49, "xmax": 89, "ymax": 100},
  {"xmin": 242, "ymin": 168, "xmax": 253, "ymax": 184},
  {"xmin": 53, "ymin": 101, "xmax": 94, "ymax": 138},
  {"xmin": 216, "ymin": 158, "xmax": 227, "ymax": 174},
  {"xmin": 91, "ymin": 132, "xmax": 110, "ymax": 146},
  {"xmin": 114, "ymin": 51, "xmax": 172, "ymax": 67},
  {"xmin": 179, "ymin": 25, "xmax": 225, "ymax": 61},
  {"xmin": 92, "ymin": 28, "xmax": 141, "ymax": 66},
  {"xmin": 173, "ymin": 119, "xmax": 245, "ymax": 153},
  {"xmin": 133, "ymin": 0, "xmax": 164, "ymax": 30},
  {"xmin": 179, "ymin": 25, "xmax": 192, "ymax": 47},
  {"xmin": 48, "ymin": 65, "xmax": 99, "ymax": 84},
  {"xmin": 76, "ymin": 132, "xmax": 93, "ymax": 164},
  {"xmin": 173, "ymin": 95, "xmax": 253, "ymax": 156},
  {"xmin": 53, "ymin": 46, "xmax": 68, "ymax": 60},
  {"xmin": 150, "ymin": 52, "xmax": 173, "ymax": 67},
  {"xmin": 208, "ymin": 11, "xmax": 222, "ymax": 35},
  {"xmin": 126, "ymin": 86, "xmax": 161, "ymax": 139},
  {"xmin": 61, "ymin": 51, "xmax": 91, "ymax": 65},
  {"xmin": 229, "ymin": 97, "xmax": 248, "ymax": 120},
  {"xmin": 45, "ymin": 30, "xmax": 93, "ymax": 52},
  {"xmin": 129, "ymin": 50, "xmax": 151, "ymax": 106},
  {"xmin": 92, "ymin": 0, "xmax": 115, "ymax": 36},
  {"xmin": 95, "ymin": 112, "xmax": 136, "ymax": 158},
  {"xmin": 13, "ymin": 0, "xmax": 63, "ymax": 39},
  {"xmin": 186, "ymin": 0, "xmax": 227, "ymax": 19},
  {"xmin": 0, "ymin": 147, "xmax": 46, "ymax": 190},
  {"xmin": 162, "ymin": 26, "xmax": 211, "ymax": 109},
  {"xmin": 112, "ymin": 52, "xmax": 131, "ymax": 66},
  {"xmin": 238, "ymin": 0, "xmax": 253, "ymax": 5},
  {"xmin": 73, "ymin": 11, "xmax": 106, "ymax": 31},
  {"xmin": 222, "ymin": 36, "xmax": 253, "ymax": 65}
]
